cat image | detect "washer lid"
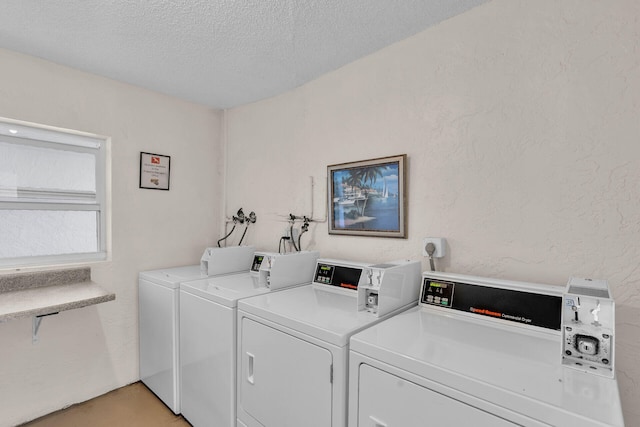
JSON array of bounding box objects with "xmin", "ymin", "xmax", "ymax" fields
[
  {"xmin": 238, "ymin": 284, "xmax": 412, "ymax": 347},
  {"xmin": 350, "ymin": 307, "xmax": 624, "ymax": 427},
  {"xmin": 139, "ymin": 265, "xmax": 206, "ymax": 289},
  {"xmin": 180, "ymin": 273, "xmax": 273, "ymax": 308}
]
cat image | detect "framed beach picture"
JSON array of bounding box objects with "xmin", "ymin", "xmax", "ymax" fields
[{"xmin": 328, "ymin": 154, "xmax": 406, "ymax": 238}]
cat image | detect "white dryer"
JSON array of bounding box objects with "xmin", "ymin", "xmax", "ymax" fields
[
  {"xmin": 348, "ymin": 271, "xmax": 625, "ymax": 427},
  {"xmin": 179, "ymin": 250, "xmax": 320, "ymax": 427},
  {"xmin": 138, "ymin": 245, "xmax": 256, "ymax": 414},
  {"xmin": 236, "ymin": 258, "xmax": 421, "ymax": 427}
]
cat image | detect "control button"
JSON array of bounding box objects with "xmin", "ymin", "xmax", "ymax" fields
[
  {"xmin": 426, "ymin": 295, "xmax": 433, "ymax": 302},
  {"xmin": 442, "ymin": 298, "xmax": 448, "ymax": 304},
  {"xmin": 434, "ymin": 297, "xmax": 441, "ymax": 303}
]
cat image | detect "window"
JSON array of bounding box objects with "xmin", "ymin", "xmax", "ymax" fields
[{"xmin": 0, "ymin": 118, "xmax": 109, "ymax": 268}]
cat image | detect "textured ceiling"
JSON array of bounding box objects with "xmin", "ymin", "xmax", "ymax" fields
[{"xmin": 0, "ymin": 0, "xmax": 488, "ymax": 109}]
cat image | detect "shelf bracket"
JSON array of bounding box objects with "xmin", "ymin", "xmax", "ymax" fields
[{"xmin": 32, "ymin": 312, "xmax": 59, "ymax": 343}]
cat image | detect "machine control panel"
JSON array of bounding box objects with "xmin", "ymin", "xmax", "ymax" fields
[
  {"xmin": 313, "ymin": 259, "xmax": 421, "ymax": 317},
  {"xmin": 421, "ymin": 279, "xmax": 455, "ymax": 308},
  {"xmin": 314, "ymin": 262, "xmax": 363, "ymax": 290},
  {"xmin": 251, "ymin": 254, "xmax": 265, "ymax": 272},
  {"xmin": 200, "ymin": 245, "xmax": 256, "ymax": 276},
  {"xmin": 562, "ymin": 277, "xmax": 615, "ymax": 377},
  {"xmin": 420, "ymin": 273, "xmax": 563, "ymax": 331},
  {"xmin": 257, "ymin": 251, "xmax": 320, "ymax": 290}
]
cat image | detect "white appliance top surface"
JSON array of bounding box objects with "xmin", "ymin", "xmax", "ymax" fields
[
  {"xmin": 139, "ymin": 265, "xmax": 207, "ymax": 289},
  {"xmin": 180, "ymin": 273, "xmax": 280, "ymax": 308},
  {"xmin": 350, "ymin": 306, "xmax": 624, "ymax": 427},
  {"xmin": 238, "ymin": 284, "xmax": 410, "ymax": 347}
]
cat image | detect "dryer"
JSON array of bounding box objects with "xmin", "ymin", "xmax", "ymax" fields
[
  {"xmin": 179, "ymin": 250, "xmax": 320, "ymax": 427},
  {"xmin": 236, "ymin": 258, "xmax": 421, "ymax": 427},
  {"xmin": 138, "ymin": 245, "xmax": 255, "ymax": 414},
  {"xmin": 348, "ymin": 271, "xmax": 625, "ymax": 426}
]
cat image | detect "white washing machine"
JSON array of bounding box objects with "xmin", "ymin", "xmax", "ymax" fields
[
  {"xmin": 236, "ymin": 258, "xmax": 421, "ymax": 427},
  {"xmin": 138, "ymin": 245, "xmax": 256, "ymax": 414},
  {"xmin": 348, "ymin": 271, "xmax": 625, "ymax": 427},
  {"xmin": 179, "ymin": 250, "xmax": 320, "ymax": 427}
]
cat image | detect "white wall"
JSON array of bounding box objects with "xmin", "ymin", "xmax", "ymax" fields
[
  {"xmin": 0, "ymin": 49, "xmax": 223, "ymax": 426},
  {"xmin": 226, "ymin": 0, "xmax": 640, "ymax": 424}
]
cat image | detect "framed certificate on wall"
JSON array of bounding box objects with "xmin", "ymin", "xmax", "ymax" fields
[{"xmin": 139, "ymin": 152, "xmax": 171, "ymax": 190}]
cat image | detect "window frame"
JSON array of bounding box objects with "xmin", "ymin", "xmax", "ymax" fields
[{"xmin": 0, "ymin": 118, "xmax": 110, "ymax": 269}]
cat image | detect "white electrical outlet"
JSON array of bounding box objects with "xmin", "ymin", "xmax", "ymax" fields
[
  {"xmin": 284, "ymin": 227, "xmax": 299, "ymax": 242},
  {"xmin": 422, "ymin": 238, "xmax": 446, "ymax": 258}
]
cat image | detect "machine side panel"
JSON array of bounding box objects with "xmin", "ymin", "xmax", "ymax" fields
[{"xmin": 138, "ymin": 278, "xmax": 179, "ymax": 413}]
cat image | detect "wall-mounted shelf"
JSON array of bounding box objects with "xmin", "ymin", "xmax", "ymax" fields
[{"xmin": 0, "ymin": 267, "xmax": 115, "ymax": 342}]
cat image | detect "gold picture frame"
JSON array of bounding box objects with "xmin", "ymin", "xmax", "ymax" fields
[{"xmin": 328, "ymin": 154, "xmax": 406, "ymax": 238}]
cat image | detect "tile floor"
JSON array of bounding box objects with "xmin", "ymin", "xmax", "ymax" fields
[{"xmin": 19, "ymin": 382, "xmax": 191, "ymax": 427}]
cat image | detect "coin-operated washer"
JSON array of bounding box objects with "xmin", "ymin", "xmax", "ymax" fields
[
  {"xmin": 562, "ymin": 277, "xmax": 615, "ymax": 377},
  {"xmin": 179, "ymin": 250, "xmax": 320, "ymax": 427},
  {"xmin": 138, "ymin": 245, "xmax": 256, "ymax": 414},
  {"xmin": 236, "ymin": 258, "xmax": 421, "ymax": 427},
  {"xmin": 348, "ymin": 272, "xmax": 624, "ymax": 427}
]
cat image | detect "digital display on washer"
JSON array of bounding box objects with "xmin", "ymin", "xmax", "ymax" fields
[
  {"xmin": 251, "ymin": 255, "xmax": 265, "ymax": 272},
  {"xmin": 314, "ymin": 263, "xmax": 362, "ymax": 290},
  {"xmin": 421, "ymin": 279, "xmax": 455, "ymax": 307}
]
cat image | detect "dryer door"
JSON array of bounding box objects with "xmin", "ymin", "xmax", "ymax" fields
[
  {"xmin": 357, "ymin": 364, "xmax": 517, "ymax": 427},
  {"xmin": 239, "ymin": 318, "xmax": 333, "ymax": 427}
]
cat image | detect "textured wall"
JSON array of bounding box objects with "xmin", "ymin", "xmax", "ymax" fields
[
  {"xmin": 0, "ymin": 49, "xmax": 223, "ymax": 426},
  {"xmin": 226, "ymin": 0, "xmax": 640, "ymax": 423}
]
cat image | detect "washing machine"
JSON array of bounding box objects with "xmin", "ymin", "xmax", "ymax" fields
[
  {"xmin": 235, "ymin": 258, "xmax": 421, "ymax": 427},
  {"xmin": 348, "ymin": 271, "xmax": 625, "ymax": 427},
  {"xmin": 179, "ymin": 250, "xmax": 320, "ymax": 427},
  {"xmin": 138, "ymin": 245, "xmax": 256, "ymax": 414}
]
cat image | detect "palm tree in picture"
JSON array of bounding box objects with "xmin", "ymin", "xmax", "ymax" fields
[
  {"xmin": 357, "ymin": 165, "xmax": 387, "ymax": 215},
  {"xmin": 345, "ymin": 169, "xmax": 364, "ymax": 196},
  {"xmin": 360, "ymin": 166, "xmax": 385, "ymax": 189},
  {"xmin": 336, "ymin": 168, "xmax": 364, "ymax": 217}
]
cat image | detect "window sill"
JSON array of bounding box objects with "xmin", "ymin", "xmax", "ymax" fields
[{"xmin": 0, "ymin": 267, "xmax": 115, "ymax": 322}]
